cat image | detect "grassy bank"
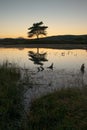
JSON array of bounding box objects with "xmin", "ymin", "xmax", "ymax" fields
[
  {"xmin": 1, "ymin": 62, "xmax": 87, "ymax": 130},
  {"xmin": 0, "ymin": 62, "xmax": 23, "ymax": 130},
  {"xmin": 26, "ymin": 86, "xmax": 87, "ymax": 130}
]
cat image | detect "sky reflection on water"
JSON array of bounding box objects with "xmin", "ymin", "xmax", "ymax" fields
[
  {"xmin": 1, "ymin": 48, "xmax": 87, "ymax": 109},
  {"xmin": 0, "ymin": 48, "xmax": 87, "ymax": 72}
]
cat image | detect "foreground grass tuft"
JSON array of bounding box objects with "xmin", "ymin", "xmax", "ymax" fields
[
  {"xmin": 1, "ymin": 62, "xmax": 87, "ymax": 130},
  {"xmin": 27, "ymin": 87, "xmax": 87, "ymax": 130},
  {"xmin": 0, "ymin": 62, "xmax": 23, "ymax": 130}
]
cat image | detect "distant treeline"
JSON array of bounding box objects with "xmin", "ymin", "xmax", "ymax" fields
[{"xmin": 0, "ymin": 35, "xmax": 87, "ymax": 45}]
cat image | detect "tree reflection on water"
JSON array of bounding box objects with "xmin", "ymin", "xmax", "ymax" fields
[{"xmin": 28, "ymin": 48, "xmax": 48, "ymax": 66}]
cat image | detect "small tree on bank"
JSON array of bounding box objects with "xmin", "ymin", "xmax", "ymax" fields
[{"xmin": 28, "ymin": 21, "xmax": 48, "ymax": 39}]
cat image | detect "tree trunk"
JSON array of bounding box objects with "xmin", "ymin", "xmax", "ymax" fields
[{"xmin": 37, "ymin": 35, "xmax": 39, "ymax": 39}]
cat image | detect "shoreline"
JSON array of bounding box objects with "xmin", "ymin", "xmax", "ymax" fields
[{"xmin": 0, "ymin": 43, "xmax": 87, "ymax": 49}]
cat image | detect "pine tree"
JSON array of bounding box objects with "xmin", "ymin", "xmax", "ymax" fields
[{"xmin": 28, "ymin": 21, "xmax": 48, "ymax": 39}]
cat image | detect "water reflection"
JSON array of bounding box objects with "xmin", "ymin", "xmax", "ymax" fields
[
  {"xmin": 0, "ymin": 48, "xmax": 87, "ymax": 71},
  {"xmin": 0, "ymin": 48, "xmax": 87, "ymax": 110},
  {"xmin": 28, "ymin": 48, "xmax": 48, "ymax": 66}
]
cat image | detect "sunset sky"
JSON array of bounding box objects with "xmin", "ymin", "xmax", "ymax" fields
[{"xmin": 0, "ymin": 0, "xmax": 87, "ymax": 38}]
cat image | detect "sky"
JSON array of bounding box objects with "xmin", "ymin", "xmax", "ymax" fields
[{"xmin": 0, "ymin": 0, "xmax": 87, "ymax": 38}]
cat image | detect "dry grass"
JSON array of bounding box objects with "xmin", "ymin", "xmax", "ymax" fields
[{"xmin": 26, "ymin": 86, "xmax": 87, "ymax": 130}]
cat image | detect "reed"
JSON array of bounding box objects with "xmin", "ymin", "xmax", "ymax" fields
[{"xmin": 0, "ymin": 62, "xmax": 23, "ymax": 130}]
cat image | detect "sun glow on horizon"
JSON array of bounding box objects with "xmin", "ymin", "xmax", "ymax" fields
[
  {"xmin": 0, "ymin": 22, "xmax": 87, "ymax": 39},
  {"xmin": 0, "ymin": 0, "xmax": 87, "ymax": 38}
]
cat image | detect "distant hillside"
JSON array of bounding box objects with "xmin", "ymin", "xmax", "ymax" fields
[
  {"xmin": 39, "ymin": 35, "xmax": 87, "ymax": 44},
  {"xmin": 0, "ymin": 35, "xmax": 87, "ymax": 44},
  {"xmin": 41, "ymin": 34, "xmax": 87, "ymax": 41}
]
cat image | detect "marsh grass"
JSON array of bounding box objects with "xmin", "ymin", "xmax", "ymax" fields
[
  {"xmin": 0, "ymin": 62, "xmax": 24, "ymax": 130},
  {"xmin": 26, "ymin": 86, "xmax": 87, "ymax": 130},
  {"xmin": 1, "ymin": 61, "xmax": 87, "ymax": 130}
]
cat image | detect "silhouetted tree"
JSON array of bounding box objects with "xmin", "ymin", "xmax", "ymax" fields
[{"xmin": 28, "ymin": 21, "xmax": 48, "ymax": 39}]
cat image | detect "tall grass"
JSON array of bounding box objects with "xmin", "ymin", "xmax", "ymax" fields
[
  {"xmin": 26, "ymin": 86, "xmax": 87, "ymax": 130},
  {"xmin": 1, "ymin": 61, "xmax": 87, "ymax": 130},
  {"xmin": 0, "ymin": 62, "xmax": 23, "ymax": 130}
]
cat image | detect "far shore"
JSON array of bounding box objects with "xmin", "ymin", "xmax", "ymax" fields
[{"xmin": 0, "ymin": 43, "xmax": 87, "ymax": 49}]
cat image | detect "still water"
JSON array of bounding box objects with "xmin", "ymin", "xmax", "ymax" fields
[
  {"xmin": 0, "ymin": 47, "xmax": 87, "ymax": 109},
  {"xmin": 0, "ymin": 48, "xmax": 87, "ymax": 71}
]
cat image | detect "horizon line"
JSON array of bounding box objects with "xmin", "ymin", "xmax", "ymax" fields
[{"xmin": 0, "ymin": 34, "xmax": 87, "ymax": 39}]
